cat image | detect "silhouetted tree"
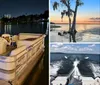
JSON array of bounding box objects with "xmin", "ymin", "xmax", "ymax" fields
[
  {"xmin": 0, "ymin": 10, "xmax": 48, "ymax": 24},
  {"xmin": 42, "ymin": 10, "xmax": 49, "ymax": 19},
  {"xmin": 53, "ymin": 0, "xmax": 84, "ymax": 42},
  {"xmin": 1, "ymin": 17, "xmax": 9, "ymax": 23}
]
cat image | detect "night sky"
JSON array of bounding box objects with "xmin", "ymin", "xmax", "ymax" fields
[{"xmin": 0, "ymin": 0, "xmax": 48, "ymax": 17}]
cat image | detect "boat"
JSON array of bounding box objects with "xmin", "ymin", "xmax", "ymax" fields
[{"xmin": 0, "ymin": 33, "xmax": 45, "ymax": 85}]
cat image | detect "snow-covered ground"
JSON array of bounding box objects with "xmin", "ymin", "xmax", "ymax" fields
[
  {"xmin": 51, "ymin": 76, "xmax": 100, "ymax": 85},
  {"xmin": 73, "ymin": 59, "xmax": 80, "ymax": 77},
  {"xmin": 50, "ymin": 24, "xmax": 100, "ymax": 42},
  {"xmin": 50, "ymin": 61, "xmax": 63, "ymax": 76},
  {"xmin": 50, "ymin": 30, "xmax": 100, "ymax": 42},
  {"xmin": 82, "ymin": 77, "xmax": 100, "ymax": 85},
  {"xmin": 51, "ymin": 76, "xmax": 68, "ymax": 85},
  {"xmin": 89, "ymin": 62, "xmax": 100, "ymax": 78},
  {"xmin": 50, "ymin": 61, "xmax": 63, "ymax": 82}
]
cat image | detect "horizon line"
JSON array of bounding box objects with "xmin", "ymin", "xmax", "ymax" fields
[{"xmin": 51, "ymin": 22, "xmax": 100, "ymax": 25}]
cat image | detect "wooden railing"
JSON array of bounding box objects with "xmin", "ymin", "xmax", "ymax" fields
[
  {"xmin": 0, "ymin": 35, "xmax": 45, "ymax": 85},
  {"xmin": 15, "ymin": 38, "xmax": 44, "ymax": 78},
  {"xmin": 14, "ymin": 35, "xmax": 44, "ymax": 80}
]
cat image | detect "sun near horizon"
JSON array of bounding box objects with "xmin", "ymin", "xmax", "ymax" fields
[{"xmin": 50, "ymin": 0, "xmax": 100, "ymax": 24}]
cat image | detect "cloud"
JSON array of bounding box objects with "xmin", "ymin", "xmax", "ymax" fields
[
  {"xmin": 56, "ymin": 43, "xmax": 63, "ymax": 46},
  {"xmin": 63, "ymin": 45, "xmax": 78, "ymax": 51},
  {"xmin": 79, "ymin": 47, "xmax": 93, "ymax": 52},
  {"xmin": 88, "ymin": 44, "xmax": 95, "ymax": 47},
  {"xmin": 51, "ymin": 43, "xmax": 64, "ymax": 48},
  {"xmin": 89, "ymin": 17, "xmax": 100, "ymax": 21},
  {"xmin": 50, "ymin": 44, "xmax": 96, "ymax": 54},
  {"xmin": 51, "ymin": 44, "xmax": 59, "ymax": 48}
]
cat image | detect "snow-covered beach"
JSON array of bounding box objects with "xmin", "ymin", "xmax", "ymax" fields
[{"xmin": 50, "ymin": 24, "xmax": 100, "ymax": 42}]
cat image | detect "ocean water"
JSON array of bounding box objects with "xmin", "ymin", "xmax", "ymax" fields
[
  {"xmin": 0, "ymin": 22, "xmax": 48, "ymax": 35},
  {"xmin": 50, "ymin": 24, "xmax": 100, "ymax": 42}
]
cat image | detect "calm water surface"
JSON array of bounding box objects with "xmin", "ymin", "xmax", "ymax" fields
[{"xmin": 0, "ymin": 22, "xmax": 48, "ymax": 35}]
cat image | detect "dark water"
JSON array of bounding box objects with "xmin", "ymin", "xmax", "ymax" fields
[
  {"xmin": 50, "ymin": 53, "xmax": 100, "ymax": 63},
  {"xmin": 0, "ymin": 22, "xmax": 48, "ymax": 35}
]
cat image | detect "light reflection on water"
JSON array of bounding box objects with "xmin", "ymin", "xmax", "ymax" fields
[
  {"xmin": 4, "ymin": 23, "xmax": 12, "ymax": 34},
  {"xmin": 0, "ymin": 22, "xmax": 48, "ymax": 35}
]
